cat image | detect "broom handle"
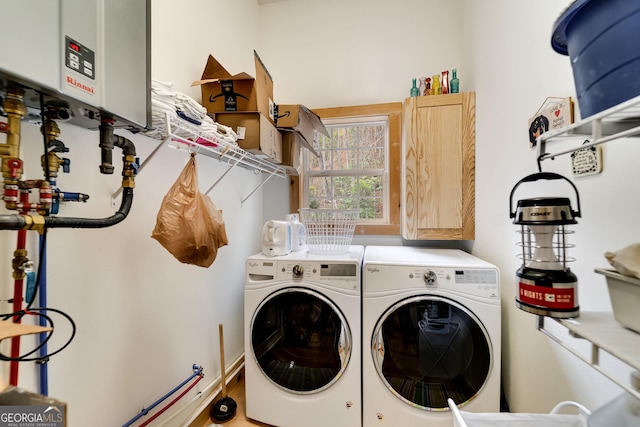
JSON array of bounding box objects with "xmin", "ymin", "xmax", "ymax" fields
[{"xmin": 219, "ymin": 323, "xmax": 227, "ymax": 397}]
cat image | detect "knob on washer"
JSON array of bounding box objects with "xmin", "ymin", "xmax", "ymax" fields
[
  {"xmin": 423, "ymin": 270, "xmax": 437, "ymax": 285},
  {"xmin": 292, "ymin": 265, "xmax": 304, "ymax": 277}
]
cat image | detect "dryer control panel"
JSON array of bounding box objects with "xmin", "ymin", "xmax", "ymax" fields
[{"xmin": 365, "ymin": 264, "xmax": 499, "ymax": 300}]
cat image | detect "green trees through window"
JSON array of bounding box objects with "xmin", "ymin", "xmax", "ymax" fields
[{"xmin": 305, "ymin": 119, "xmax": 387, "ymax": 220}]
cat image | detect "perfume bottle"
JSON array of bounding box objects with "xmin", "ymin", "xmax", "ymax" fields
[
  {"xmin": 442, "ymin": 70, "xmax": 449, "ymax": 94},
  {"xmin": 419, "ymin": 77, "xmax": 427, "ymax": 96},
  {"xmin": 450, "ymin": 69, "xmax": 460, "ymax": 93},
  {"xmin": 432, "ymin": 74, "xmax": 441, "ymax": 95},
  {"xmin": 410, "ymin": 78, "xmax": 419, "ymax": 97}
]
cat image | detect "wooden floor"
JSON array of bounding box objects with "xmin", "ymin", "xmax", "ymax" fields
[{"xmin": 197, "ymin": 373, "xmax": 272, "ymax": 427}]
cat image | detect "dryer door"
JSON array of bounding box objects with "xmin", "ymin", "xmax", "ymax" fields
[
  {"xmin": 251, "ymin": 287, "xmax": 352, "ymax": 394},
  {"xmin": 372, "ymin": 295, "xmax": 492, "ymax": 410}
]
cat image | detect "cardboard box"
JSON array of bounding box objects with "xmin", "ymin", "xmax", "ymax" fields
[
  {"xmin": 280, "ymin": 130, "xmax": 303, "ymax": 175},
  {"xmin": 275, "ymin": 104, "xmax": 328, "ymax": 153},
  {"xmin": 192, "ymin": 51, "xmax": 275, "ymax": 123},
  {"xmin": 215, "ymin": 112, "xmax": 282, "ymax": 164}
]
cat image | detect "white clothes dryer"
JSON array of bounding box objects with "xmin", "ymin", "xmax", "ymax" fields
[
  {"xmin": 244, "ymin": 246, "xmax": 364, "ymax": 427},
  {"xmin": 362, "ymin": 246, "xmax": 501, "ymax": 427}
]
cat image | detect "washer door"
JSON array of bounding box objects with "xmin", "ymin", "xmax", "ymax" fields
[
  {"xmin": 251, "ymin": 287, "xmax": 352, "ymax": 394},
  {"xmin": 372, "ymin": 295, "xmax": 492, "ymax": 410}
]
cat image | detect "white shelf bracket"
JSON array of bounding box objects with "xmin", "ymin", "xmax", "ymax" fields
[
  {"xmin": 537, "ymin": 315, "xmax": 640, "ymax": 401},
  {"xmin": 536, "ymin": 94, "xmax": 640, "ymax": 169},
  {"xmin": 241, "ymin": 171, "xmax": 276, "ymax": 206},
  {"xmin": 204, "ymin": 159, "xmax": 239, "ymax": 195}
]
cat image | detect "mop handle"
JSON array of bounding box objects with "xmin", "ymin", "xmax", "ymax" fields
[{"xmin": 219, "ymin": 323, "xmax": 227, "ymax": 397}]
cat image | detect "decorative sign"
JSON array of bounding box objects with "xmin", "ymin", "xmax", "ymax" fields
[
  {"xmin": 571, "ymin": 140, "xmax": 603, "ymax": 177},
  {"xmin": 528, "ymin": 97, "xmax": 574, "ymax": 148}
]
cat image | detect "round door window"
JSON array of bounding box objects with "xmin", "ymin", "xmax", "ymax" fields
[
  {"xmin": 372, "ymin": 295, "xmax": 492, "ymax": 410},
  {"xmin": 251, "ymin": 287, "xmax": 352, "ymax": 394}
]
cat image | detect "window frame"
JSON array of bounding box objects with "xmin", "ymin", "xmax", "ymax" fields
[{"xmin": 290, "ymin": 102, "xmax": 402, "ymax": 236}]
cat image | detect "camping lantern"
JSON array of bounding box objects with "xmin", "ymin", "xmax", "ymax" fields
[{"xmin": 509, "ymin": 172, "xmax": 582, "ymax": 318}]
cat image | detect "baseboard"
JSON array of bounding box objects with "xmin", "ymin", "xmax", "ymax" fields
[{"xmin": 187, "ymin": 356, "xmax": 244, "ymax": 427}]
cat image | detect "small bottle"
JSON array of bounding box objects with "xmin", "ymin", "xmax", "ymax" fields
[
  {"xmin": 285, "ymin": 213, "xmax": 307, "ymax": 252},
  {"xmin": 418, "ymin": 77, "xmax": 426, "ymax": 96},
  {"xmin": 441, "ymin": 70, "xmax": 449, "ymax": 94},
  {"xmin": 432, "ymin": 75, "xmax": 441, "ymax": 95},
  {"xmin": 425, "ymin": 77, "xmax": 432, "ymax": 95},
  {"xmin": 450, "ymin": 69, "xmax": 460, "ymax": 94},
  {"xmin": 410, "ymin": 78, "xmax": 419, "ymax": 97}
]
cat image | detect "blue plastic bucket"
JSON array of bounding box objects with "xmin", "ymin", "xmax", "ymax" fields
[{"xmin": 552, "ymin": 0, "xmax": 640, "ymax": 118}]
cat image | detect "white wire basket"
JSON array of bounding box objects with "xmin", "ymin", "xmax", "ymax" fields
[{"xmin": 299, "ymin": 209, "xmax": 359, "ymax": 255}]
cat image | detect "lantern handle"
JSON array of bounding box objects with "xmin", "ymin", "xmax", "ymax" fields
[{"xmin": 509, "ymin": 172, "xmax": 581, "ymax": 219}]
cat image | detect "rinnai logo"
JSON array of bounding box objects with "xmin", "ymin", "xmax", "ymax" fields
[{"xmin": 66, "ymin": 75, "xmax": 94, "ymax": 94}]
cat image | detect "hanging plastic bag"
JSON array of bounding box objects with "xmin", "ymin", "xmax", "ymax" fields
[{"xmin": 151, "ymin": 154, "xmax": 228, "ymax": 267}]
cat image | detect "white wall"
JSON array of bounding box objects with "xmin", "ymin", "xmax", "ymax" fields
[
  {"xmin": 259, "ymin": 0, "xmax": 640, "ymax": 415},
  {"xmin": 259, "ymin": 0, "xmax": 464, "ymax": 244},
  {"xmin": 2, "ymin": 1, "xmax": 639, "ymax": 424},
  {"xmin": 1, "ymin": 1, "xmax": 264, "ymax": 425}
]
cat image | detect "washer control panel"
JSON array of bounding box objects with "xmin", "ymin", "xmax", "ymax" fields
[
  {"xmin": 281, "ymin": 261, "xmax": 357, "ymax": 279},
  {"xmin": 247, "ymin": 258, "xmax": 360, "ymax": 291}
]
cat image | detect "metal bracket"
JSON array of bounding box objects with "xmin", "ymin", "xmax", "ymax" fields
[{"xmin": 536, "ymin": 94, "xmax": 640, "ymax": 167}]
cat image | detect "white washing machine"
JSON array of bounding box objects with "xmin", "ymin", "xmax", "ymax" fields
[
  {"xmin": 244, "ymin": 246, "xmax": 364, "ymax": 427},
  {"xmin": 362, "ymin": 246, "xmax": 500, "ymax": 427}
]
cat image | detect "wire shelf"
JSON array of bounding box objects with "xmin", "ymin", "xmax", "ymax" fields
[
  {"xmin": 111, "ymin": 113, "xmax": 286, "ymax": 206},
  {"xmin": 164, "ymin": 114, "xmax": 286, "ymax": 179},
  {"xmin": 537, "ymin": 94, "xmax": 640, "ymax": 164}
]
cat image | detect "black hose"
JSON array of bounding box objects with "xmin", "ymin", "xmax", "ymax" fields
[
  {"xmin": 0, "ymin": 215, "xmax": 25, "ymax": 230},
  {"xmin": 43, "ymin": 187, "xmax": 133, "ymax": 229},
  {"xmin": 99, "ymin": 122, "xmax": 115, "ymax": 174},
  {"xmin": 0, "ymin": 188, "xmax": 133, "ymax": 230}
]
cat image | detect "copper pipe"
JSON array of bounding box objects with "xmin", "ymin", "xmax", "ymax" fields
[{"xmin": 0, "ymin": 85, "xmax": 26, "ymax": 179}]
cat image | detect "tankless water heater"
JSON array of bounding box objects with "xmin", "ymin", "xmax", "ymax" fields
[{"xmin": 0, "ymin": 0, "xmax": 150, "ymax": 129}]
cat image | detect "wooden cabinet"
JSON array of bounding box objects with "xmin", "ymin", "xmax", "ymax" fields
[{"xmin": 401, "ymin": 92, "xmax": 476, "ymax": 240}]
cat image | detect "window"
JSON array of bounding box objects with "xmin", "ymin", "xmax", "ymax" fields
[{"xmin": 293, "ymin": 103, "xmax": 401, "ymax": 235}]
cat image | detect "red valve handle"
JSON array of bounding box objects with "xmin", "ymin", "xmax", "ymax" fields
[{"xmin": 6, "ymin": 159, "xmax": 22, "ymax": 178}]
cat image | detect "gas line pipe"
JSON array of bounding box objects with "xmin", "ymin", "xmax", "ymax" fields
[
  {"xmin": 0, "ymin": 118, "xmax": 138, "ymax": 231},
  {"xmin": 1, "ymin": 85, "xmax": 30, "ymax": 386},
  {"xmin": 0, "ymin": 84, "xmax": 139, "ymax": 232},
  {"xmin": 0, "ymin": 82, "xmax": 139, "ymax": 387}
]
